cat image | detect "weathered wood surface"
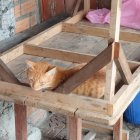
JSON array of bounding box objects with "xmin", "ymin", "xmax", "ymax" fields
[
  {"xmin": 113, "ymin": 116, "xmax": 123, "ymax": 140},
  {"xmin": 63, "ymin": 22, "xmax": 140, "ymax": 43},
  {"xmin": 109, "ymin": 0, "xmax": 122, "ymax": 42},
  {"xmin": 0, "ymin": 80, "xmax": 114, "ymax": 125},
  {"xmin": 104, "ymin": 61, "xmax": 116, "ymax": 100},
  {"xmin": 0, "ymin": 59, "xmax": 27, "ymax": 140},
  {"xmin": 114, "ymin": 43, "xmax": 132, "ymax": 84},
  {"xmin": 68, "ymin": 116, "xmax": 82, "ymax": 140},
  {"xmin": 111, "ymin": 67, "xmax": 140, "ymax": 120}
]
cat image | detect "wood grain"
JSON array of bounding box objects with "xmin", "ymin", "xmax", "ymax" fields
[
  {"xmin": 0, "ymin": 59, "xmax": 27, "ymax": 140},
  {"xmin": 68, "ymin": 116, "xmax": 82, "ymax": 140}
]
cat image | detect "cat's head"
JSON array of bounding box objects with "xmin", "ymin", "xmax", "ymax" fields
[{"xmin": 26, "ymin": 60, "xmax": 62, "ymax": 91}]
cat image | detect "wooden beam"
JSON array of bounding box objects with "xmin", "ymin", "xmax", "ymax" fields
[
  {"xmin": 104, "ymin": 61, "xmax": 117, "ymax": 100},
  {"xmin": 68, "ymin": 116, "xmax": 82, "ymax": 140},
  {"xmin": 114, "ymin": 43, "xmax": 132, "ymax": 84},
  {"xmin": 26, "ymin": 22, "xmax": 62, "ymax": 45},
  {"xmin": 62, "ymin": 23, "xmax": 109, "ymax": 38},
  {"xmin": 0, "ymin": 44, "xmax": 23, "ymax": 64},
  {"xmin": 24, "ymin": 44, "xmax": 140, "ymax": 71},
  {"xmin": 0, "ymin": 80, "xmax": 112, "ymax": 124},
  {"xmin": 55, "ymin": 45, "xmax": 113, "ymax": 94},
  {"xmin": 0, "ymin": 59, "xmax": 27, "ymax": 140},
  {"xmin": 62, "ymin": 23, "xmax": 140, "ymax": 43},
  {"xmin": 113, "ymin": 116, "xmax": 123, "ymax": 140},
  {"xmin": 109, "ymin": 0, "xmax": 122, "ymax": 42},
  {"xmin": 24, "ymin": 43, "xmax": 94, "ymax": 63}
]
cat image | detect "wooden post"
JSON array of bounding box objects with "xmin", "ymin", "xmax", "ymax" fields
[
  {"xmin": 67, "ymin": 116, "xmax": 82, "ymax": 140},
  {"xmin": 113, "ymin": 117, "xmax": 123, "ymax": 140},
  {"xmin": 110, "ymin": 0, "xmax": 122, "ymax": 42},
  {"xmin": 0, "ymin": 59, "xmax": 27, "ymax": 140},
  {"xmin": 106, "ymin": 0, "xmax": 123, "ymax": 139},
  {"xmin": 84, "ymin": 0, "xmax": 90, "ymax": 13}
]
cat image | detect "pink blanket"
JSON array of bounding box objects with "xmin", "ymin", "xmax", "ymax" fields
[{"xmin": 86, "ymin": 0, "xmax": 140, "ymax": 30}]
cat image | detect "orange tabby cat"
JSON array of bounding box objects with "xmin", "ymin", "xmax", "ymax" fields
[{"xmin": 26, "ymin": 60, "xmax": 106, "ymax": 98}]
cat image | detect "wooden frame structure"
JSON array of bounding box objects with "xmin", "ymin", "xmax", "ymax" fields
[{"xmin": 0, "ymin": 0, "xmax": 140, "ymax": 140}]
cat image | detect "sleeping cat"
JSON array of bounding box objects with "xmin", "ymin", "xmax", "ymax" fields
[{"xmin": 26, "ymin": 60, "xmax": 106, "ymax": 98}]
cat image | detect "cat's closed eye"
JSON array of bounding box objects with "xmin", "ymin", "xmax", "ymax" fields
[
  {"xmin": 29, "ymin": 79, "xmax": 33, "ymax": 83},
  {"xmin": 40, "ymin": 82, "xmax": 45, "ymax": 86}
]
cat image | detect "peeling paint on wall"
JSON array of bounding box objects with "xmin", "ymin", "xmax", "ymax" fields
[{"xmin": 0, "ymin": 0, "xmax": 15, "ymax": 41}]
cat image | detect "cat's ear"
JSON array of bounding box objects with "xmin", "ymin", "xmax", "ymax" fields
[
  {"xmin": 46, "ymin": 67, "xmax": 57, "ymax": 76},
  {"xmin": 26, "ymin": 60, "xmax": 35, "ymax": 69}
]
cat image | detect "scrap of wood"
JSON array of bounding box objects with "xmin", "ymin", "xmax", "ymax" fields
[
  {"xmin": 0, "ymin": 59, "xmax": 27, "ymax": 140},
  {"xmin": 68, "ymin": 116, "xmax": 82, "ymax": 140},
  {"xmin": 55, "ymin": 45, "xmax": 114, "ymax": 94},
  {"xmin": 73, "ymin": 0, "xmax": 82, "ymax": 16},
  {"xmin": 113, "ymin": 42, "xmax": 132, "ymax": 84}
]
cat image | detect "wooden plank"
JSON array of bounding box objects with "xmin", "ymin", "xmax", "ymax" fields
[
  {"xmin": 0, "ymin": 59, "xmax": 27, "ymax": 140},
  {"xmin": 110, "ymin": 0, "xmax": 122, "ymax": 42},
  {"xmin": 63, "ymin": 23, "xmax": 140, "ymax": 43},
  {"xmin": 26, "ymin": 22, "xmax": 62, "ymax": 45},
  {"xmin": 73, "ymin": 0, "xmax": 82, "ymax": 16},
  {"xmin": 24, "ymin": 44, "xmax": 140, "ymax": 71},
  {"xmin": 24, "ymin": 43, "xmax": 94, "ymax": 63},
  {"xmin": 55, "ymin": 45, "xmax": 113, "ymax": 94},
  {"xmin": 84, "ymin": 0, "xmax": 90, "ymax": 13},
  {"xmin": 62, "ymin": 23, "xmax": 109, "ymax": 38},
  {"xmin": 68, "ymin": 116, "xmax": 82, "ymax": 140},
  {"xmin": 0, "ymin": 80, "xmax": 112, "ymax": 125},
  {"xmin": 0, "ymin": 79, "xmax": 110, "ymax": 114},
  {"xmin": 65, "ymin": 11, "xmax": 85, "ymax": 24},
  {"xmin": 114, "ymin": 43, "xmax": 132, "ymax": 84},
  {"xmin": 0, "ymin": 77, "xmax": 138, "ymax": 126},
  {"xmin": 0, "ymin": 44, "xmax": 23, "ymax": 64},
  {"xmin": 113, "ymin": 116, "xmax": 123, "ymax": 140},
  {"xmin": 104, "ymin": 61, "xmax": 116, "ymax": 100}
]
